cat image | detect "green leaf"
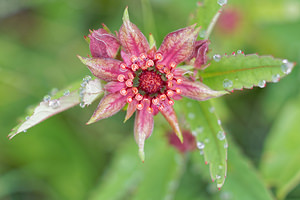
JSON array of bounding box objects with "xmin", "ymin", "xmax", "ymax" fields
[
  {"xmin": 260, "ymin": 96, "xmax": 300, "ymax": 200},
  {"xmin": 8, "ymin": 78, "xmax": 103, "ymax": 139},
  {"xmin": 89, "ymin": 125, "xmax": 185, "ymax": 200},
  {"xmin": 200, "ymin": 53, "xmax": 295, "ymax": 91},
  {"xmin": 176, "ymin": 98, "xmax": 227, "ymax": 189},
  {"xmin": 190, "ymin": 138, "xmax": 273, "ymax": 200},
  {"xmin": 189, "ymin": 0, "xmax": 225, "ymax": 39}
]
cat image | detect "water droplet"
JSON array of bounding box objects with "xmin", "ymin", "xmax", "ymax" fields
[
  {"xmin": 258, "ymin": 80, "xmax": 266, "ymax": 88},
  {"xmin": 272, "ymin": 74, "xmax": 280, "ymax": 83},
  {"xmin": 199, "ymin": 150, "xmax": 204, "ymax": 155},
  {"xmin": 204, "ymin": 138, "xmax": 210, "ymax": 143},
  {"xmin": 199, "ymin": 29, "xmax": 206, "ymax": 38},
  {"xmin": 223, "ymin": 79, "xmax": 233, "ymax": 88},
  {"xmin": 48, "ymin": 99, "xmax": 60, "ymax": 109},
  {"xmin": 218, "ymin": 119, "xmax": 222, "ymax": 125},
  {"xmin": 64, "ymin": 90, "xmax": 70, "ymax": 96},
  {"xmin": 79, "ymin": 102, "xmax": 85, "ymax": 108},
  {"xmin": 209, "ymin": 107, "xmax": 215, "ymax": 113},
  {"xmin": 213, "ymin": 54, "xmax": 221, "ymax": 62},
  {"xmin": 219, "ymin": 165, "xmax": 223, "ymax": 169},
  {"xmin": 23, "ymin": 129, "xmax": 27, "ymax": 133},
  {"xmin": 197, "ymin": 142, "xmax": 205, "ymax": 150},
  {"xmin": 81, "ymin": 82, "xmax": 87, "ymax": 87},
  {"xmin": 43, "ymin": 95, "xmax": 51, "ymax": 102},
  {"xmin": 217, "ymin": 0, "xmax": 227, "ymax": 6},
  {"xmin": 25, "ymin": 116, "xmax": 30, "ymax": 120},
  {"xmin": 224, "ymin": 142, "xmax": 228, "ymax": 149},
  {"xmin": 237, "ymin": 50, "xmax": 242, "ymax": 54},
  {"xmin": 83, "ymin": 75, "xmax": 92, "ymax": 82},
  {"xmin": 188, "ymin": 113, "xmax": 195, "ymax": 119},
  {"xmin": 216, "ymin": 175, "xmax": 221, "ymax": 179},
  {"xmin": 281, "ymin": 59, "xmax": 293, "ymax": 75},
  {"xmin": 217, "ymin": 131, "xmax": 226, "ymax": 140}
]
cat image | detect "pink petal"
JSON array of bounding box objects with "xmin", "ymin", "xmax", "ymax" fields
[
  {"xmin": 89, "ymin": 28, "xmax": 120, "ymax": 58},
  {"xmin": 178, "ymin": 79, "xmax": 228, "ymax": 101},
  {"xmin": 158, "ymin": 25, "xmax": 200, "ymax": 66},
  {"xmin": 189, "ymin": 40, "xmax": 209, "ymax": 69},
  {"xmin": 134, "ymin": 100, "xmax": 154, "ymax": 162},
  {"xmin": 87, "ymin": 92, "xmax": 127, "ymax": 124},
  {"xmin": 124, "ymin": 99, "xmax": 138, "ymax": 122},
  {"xmin": 78, "ymin": 56, "xmax": 125, "ymax": 82},
  {"xmin": 160, "ymin": 102, "xmax": 183, "ymax": 143},
  {"xmin": 104, "ymin": 82, "xmax": 125, "ymax": 93},
  {"xmin": 119, "ymin": 8, "xmax": 149, "ymax": 57}
]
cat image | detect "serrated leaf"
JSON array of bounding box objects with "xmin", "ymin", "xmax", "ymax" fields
[
  {"xmin": 8, "ymin": 78, "xmax": 103, "ymax": 139},
  {"xmin": 260, "ymin": 97, "xmax": 300, "ymax": 200},
  {"xmin": 189, "ymin": 0, "xmax": 224, "ymax": 39},
  {"xmin": 89, "ymin": 125, "xmax": 185, "ymax": 200},
  {"xmin": 176, "ymin": 98, "xmax": 227, "ymax": 189},
  {"xmin": 200, "ymin": 54, "xmax": 295, "ymax": 91}
]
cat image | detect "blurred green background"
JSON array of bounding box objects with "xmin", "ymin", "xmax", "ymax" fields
[{"xmin": 1, "ymin": 0, "xmax": 300, "ymax": 199}]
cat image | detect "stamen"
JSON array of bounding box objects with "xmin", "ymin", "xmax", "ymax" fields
[
  {"xmin": 125, "ymin": 79, "xmax": 133, "ymax": 87},
  {"xmin": 127, "ymin": 96, "xmax": 133, "ymax": 103},
  {"xmin": 152, "ymin": 98, "xmax": 159, "ymax": 105},
  {"xmin": 166, "ymin": 73, "xmax": 173, "ymax": 81},
  {"xmin": 160, "ymin": 94, "xmax": 167, "ymax": 101},
  {"xmin": 175, "ymin": 88, "xmax": 181, "ymax": 94},
  {"xmin": 154, "ymin": 53, "xmax": 163, "ymax": 61},
  {"xmin": 131, "ymin": 64, "xmax": 139, "ymax": 71},
  {"xmin": 164, "ymin": 67, "xmax": 170, "ymax": 74},
  {"xmin": 156, "ymin": 64, "xmax": 164, "ymax": 70},
  {"xmin": 167, "ymin": 90, "xmax": 174, "ymax": 97},
  {"xmin": 168, "ymin": 81, "xmax": 173, "ymax": 88},
  {"xmin": 137, "ymin": 103, "xmax": 144, "ymax": 110},
  {"xmin": 120, "ymin": 63, "xmax": 127, "ymax": 71},
  {"xmin": 120, "ymin": 88, "xmax": 127, "ymax": 96},
  {"xmin": 135, "ymin": 93, "xmax": 143, "ymax": 101},
  {"xmin": 169, "ymin": 62, "xmax": 176, "ymax": 68},
  {"xmin": 132, "ymin": 87, "xmax": 138, "ymax": 94},
  {"xmin": 176, "ymin": 78, "xmax": 183, "ymax": 84},
  {"xmin": 146, "ymin": 60, "xmax": 154, "ymax": 67},
  {"xmin": 147, "ymin": 107, "xmax": 153, "ymax": 113},
  {"xmin": 168, "ymin": 99, "xmax": 174, "ymax": 105},
  {"xmin": 117, "ymin": 74, "xmax": 125, "ymax": 82},
  {"xmin": 139, "ymin": 53, "xmax": 147, "ymax": 60},
  {"xmin": 130, "ymin": 55, "xmax": 138, "ymax": 63},
  {"xmin": 128, "ymin": 72, "xmax": 134, "ymax": 80},
  {"xmin": 158, "ymin": 105, "xmax": 164, "ymax": 111},
  {"xmin": 140, "ymin": 65, "xmax": 148, "ymax": 70}
]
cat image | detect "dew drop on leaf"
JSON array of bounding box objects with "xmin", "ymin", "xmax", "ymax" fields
[
  {"xmin": 48, "ymin": 99, "xmax": 60, "ymax": 109},
  {"xmin": 213, "ymin": 54, "xmax": 221, "ymax": 62},
  {"xmin": 79, "ymin": 102, "xmax": 85, "ymax": 108},
  {"xmin": 237, "ymin": 50, "xmax": 242, "ymax": 54},
  {"xmin": 43, "ymin": 95, "xmax": 51, "ymax": 102},
  {"xmin": 188, "ymin": 113, "xmax": 195, "ymax": 119},
  {"xmin": 64, "ymin": 90, "xmax": 70, "ymax": 96},
  {"xmin": 217, "ymin": 0, "xmax": 227, "ymax": 6},
  {"xmin": 272, "ymin": 74, "xmax": 280, "ymax": 83},
  {"xmin": 258, "ymin": 80, "xmax": 266, "ymax": 88},
  {"xmin": 217, "ymin": 131, "xmax": 226, "ymax": 140},
  {"xmin": 197, "ymin": 142, "xmax": 205, "ymax": 150},
  {"xmin": 204, "ymin": 138, "xmax": 210, "ymax": 143},
  {"xmin": 223, "ymin": 79, "xmax": 233, "ymax": 89},
  {"xmin": 281, "ymin": 59, "xmax": 293, "ymax": 75}
]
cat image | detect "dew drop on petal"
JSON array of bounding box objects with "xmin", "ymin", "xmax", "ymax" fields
[
  {"xmin": 217, "ymin": 131, "xmax": 226, "ymax": 140},
  {"xmin": 272, "ymin": 74, "xmax": 280, "ymax": 83},
  {"xmin": 217, "ymin": 0, "xmax": 227, "ymax": 6},
  {"xmin": 49, "ymin": 99, "xmax": 60, "ymax": 109},
  {"xmin": 281, "ymin": 59, "xmax": 293, "ymax": 75},
  {"xmin": 64, "ymin": 90, "xmax": 70, "ymax": 96},
  {"xmin": 213, "ymin": 54, "xmax": 221, "ymax": 62},
  {"xmin": 43, "ymin": 95, "xmax": 51, "ymax": 102},
  {"xmin": 197, "ymin": 142, "xmax": 205, "ymax": 150},
  {"xmin": 223, "ymin": 79, "xmax": 233, "ymax": 89},
  {"xmin": 258, "ymin": 80, "xmax": 266, "ymax": 88}
]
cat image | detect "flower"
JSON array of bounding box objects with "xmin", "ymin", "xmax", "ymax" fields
[{"xmin": 78, "ymin": 8, "xmax": 227, "ymax": 161}]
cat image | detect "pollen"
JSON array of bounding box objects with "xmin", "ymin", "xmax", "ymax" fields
[{"xmin": 138, "ymin": 71, "xmax": 164, "ymax": 94}]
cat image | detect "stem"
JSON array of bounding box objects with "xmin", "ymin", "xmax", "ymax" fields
[{"xmin": 204, "ymin": 8, "xmax": 223, "ymax": 40}]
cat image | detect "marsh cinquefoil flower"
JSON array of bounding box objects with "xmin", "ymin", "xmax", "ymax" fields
[{"xmin": 78, "ymin": 8, "xmax": 227, "ymax": 161}]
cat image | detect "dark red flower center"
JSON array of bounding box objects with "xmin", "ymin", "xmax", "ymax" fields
[{"xmin": 138, "ymin": 71, "xmax": 164, "ymax": 94}]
